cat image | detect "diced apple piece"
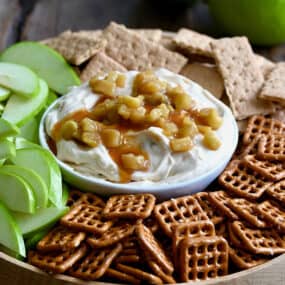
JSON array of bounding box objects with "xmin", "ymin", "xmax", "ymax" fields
[
  {"xmin": 0, "ymin": 201, "xmax": 26, "ymax": 257},
  {"xmin": 0, "ymin": 118, "xmax": 20, "ymax": 138},
  {"xmin": 0, "ymin": 86, "xmax": 10, "ymax": 101},
  {"xmin": 11, "ymin": 147, "xmax": 62, "ymax": 208},
  {"xmin": 2, "ymin": 78, "xmax": 48, "ymax": 126},
  {"xmin": 0, "ymin": 170, "xmax": 35, "ymax": 213},
  {"xmin": 0, "ymin": 62, "xmax": 39, "ymax": 97},
  {"xmin": 25, "ymin": 228, "xmax": 50, "ymax": 251},
  {"xmin": 0, "ymin": 165, "xmax": 48, "ymax": 209},
  {"xmin": 13, "ymin": 206, "xmax": 68, "ymax": 238},
  {"xmin": 0, "ymin": 41, "xmax": 80, "ymax": 94}
]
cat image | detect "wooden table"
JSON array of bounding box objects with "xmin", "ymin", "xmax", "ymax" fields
[{"xmin": 1, "ymin": 0, "xmax": 285, "ymax": 61}]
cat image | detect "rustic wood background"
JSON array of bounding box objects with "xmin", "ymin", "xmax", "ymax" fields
[{"xmin": 1, "ymin": 0, "xmax": 285, "ymax": 61}]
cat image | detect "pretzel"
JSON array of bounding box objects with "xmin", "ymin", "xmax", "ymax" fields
[
  {"xmin": 69, "ymin": 243, "xmax": 122, "ymax": 280},
  {"xmin": 243, "ymin": 154, "xmax": 285, "ymax": 181},
  {"xmin": 154, "ymin": 195, "xmax": 209, "ymax": 236},
  {"xmin": 37, "ymin": 226, "xmax": 86, "ymax": 252},
  {"xmin": 144, "ymin": 215, "xmax": 160, "ymax": 234},
  {"xmin": 66, "ymin": 190, "xmax": 84, "ymax": 207},
  {"xmin": 147, "ymin": 259, "xmax": 176, "ymax": 284},
  {"xmin": 229, "ymin": 246, "xmax": 269, "ymax": 269},
  {"xmin": 193, "ymin": 192, "xmax": 224, "ymax": 224},
  {"xmin": 258, "ymin": 134, "xmax": 285, "ymax": 161},
  {"xmin": 219, "ymin": 160, "xmax": 272, "ymax": 200},
  {"xmin": 105, "ymin": 268, "xmax": 141, "ymax": 284},
  {"xmin": 103, "ymin": 194, "xmax": 156, "ymax": 219},
  {"xmin": 257, "ymin": 200, "xmax": 285, "ymax": 232},
  {"xmin": 76, "ymin": 192, "xmax": 105, "ymax": 208},
  {"xmin": 238, "ymin": 137, "xmax": 259, "ymax": 158},
  {"xmin": 231, "ymin": 221, "xmax": 285, "ymax": 255},
  {"xmin": 60, "ymin": 203, "xmax": 113, "ymax": 234},
  {"xmin": 178, "ymin": 236, "xmax": 228, "ymax": 282},
  {"xmin": 136, "ymin": 224, "xmax": 174, "ymax": 274},
  {"xmin": 208, "ymin": 191, "xmax": 239, "ymax": 220},
  {"xmin": 243, "ymin": 115, "xmax": 285, "ymax": 145},
  {"xmin": 266, "ymin": 179, "xmax": 285, "ymax": 205},
  {"xmin": 28, "ymin": 244, "xmax": 87, "ymax": 274},
  {"xmin": 87, "ymin": 223, "xmax": 136, "ymax": 248},
  {"xmin": 172, "ymin": 221, "xmax": 215, "ymax": 267},
  {"xmin": 228, "ymin": 198, "xmax": 267, "ymax": 228},
  {"xmin": 115, "ymin": 263, "xmax": 163, "ymax": 285}
]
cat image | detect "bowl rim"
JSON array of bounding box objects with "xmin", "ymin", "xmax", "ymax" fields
[{"xmin": 39, "ymin": 76, "xmax": 239, "ymax": 193}]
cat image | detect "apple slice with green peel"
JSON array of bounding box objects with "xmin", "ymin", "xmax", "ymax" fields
[
  {"xmin": 11, "ymin": 147, "xmax": 62, "ymax": 208},
  {"xmin": 0, "ymin": 165, "xmax": 48, "ymax": 209},
  {"xmin": 0, "ymin": 170, "xmax": 36, "ymax": 213},
  {"xmin": 0, "ymin": 158, "xmax": 5, "ymax": 166},
  {"xmin": 0, "ymin": 118, "xmax": 20, "ymax": 138},
  {"xmin": 0, "ymin": 244, "xmax": 24, "ymax": 260},
  {"xmin": 46, "ymin": 90, "xmax": 58, "ymax": 106},
  {"xmin": 25, "ymin": 228, "xmax": 50, "ymax": 251},
  {"xmin": 13, "ymin": 206, "xmax": 68, "ymax": 238},
  {"xmin": 61, "ymin": 183, "xmax": 69, "ymax": 206},
  {"xmin": 2, "ymin": 78, "xmax": 48, "ymax": 126},
  {"xmin": 0, "ymin": 62, "xmax": 39, "ymax": 97},
  {"xmin": 18, "ymin": 117, "xmax": 39, "ymax": 143},
  {"xmin": 0, "ymin": 138, "xmax": 16, "ymax": 160},
  {"xmin": 0, "ymin": 86, "xmax": 10, "ymax": 101},
  {"xmin": 0, "ymin": 41, "xmax": 80, "ymax": 95},
  {"xmin": 0, "ymin": 201, "xmax": 26, "ymax": 257}
]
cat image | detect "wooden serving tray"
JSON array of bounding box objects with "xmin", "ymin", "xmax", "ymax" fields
[{"xmin": 1, "ymin": 251, "xmax": 285, "ymax": 285}]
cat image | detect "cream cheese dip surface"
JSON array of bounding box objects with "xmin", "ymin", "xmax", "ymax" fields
[{"xmin": 45, "ymin": 68, "xmax": 236, "ymax": 184}]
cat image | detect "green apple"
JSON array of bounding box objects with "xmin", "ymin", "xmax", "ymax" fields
[
  {"xmin": 13, "ymin": 206, "xmax": 68, "ymax": 238},
  {"xmin": 0, "ymin": 118, "xmax": 20, "ymax": 138},
  {"xmin": 0, "ymin": 41, "xmax": 80, "ymax": 95},
  {"xmin": 0, "ymin": 138, "xmax": 16, "ymax": 160},
  {"xmin": 46, "ymin": 90, "xmax": 58, "ymax": 106},
  {"xmin": 11, "ymin": 147, "xmax": 62, "ymax": 208},
  {"xmin": 25, "ymin": 228, "xmax": 50, "ymax": 251},
  {"xmin": 0, "ymin": 158, "xmax": 5, "ymax": 166},
  {"xmin": 208, "ymin": 0, "xmax": 285, "ymax": 45},
  {"xmin": 0, "ymin": 244, "xmax": 24, "ymax": 260},
  {"xmin": 2, "ymin": 78, "xmax": 48, "ymax": 126},
  {"xmin": 0, "ymin": 170, "xmax": 35, "ymax": 213},
  {"xmin": 0, "ymin": 165, "xmax": 48, "ymax": 209},
  {"xmin": 61, "ymin": 183, "xmax": 69, "ymax": 206},
  {"xmin": 0, "ymin": 62, "xmax": 39, "ymax": 97},
  {"xmin": 0, "ymin": 86, "xmax": 10, "ymax": 101},
  {"xmin": 0, "ymin": 201, "xmax": 26, "ymax": 257},
  {"xmin": 18, "ymin": 117, "xmax": 39, "ymax": 143}
]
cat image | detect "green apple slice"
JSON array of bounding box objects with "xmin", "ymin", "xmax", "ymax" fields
[
  {"xmin": 0, "ymin": 62, "xmax": 39, "ymax": 97},
  {"xmin": 0, "ymin": 41, "xmax": 80, "ymax": 95},
  {"xmin": 2, "ymin": 78, "xmax": 48, "ymax": 126},
  {"xmin": 0, "ymin": 118, "xmax": 20, "ymax": 138},
  {"xmin": 13, "ymin": 206, "xmax": 68, "ymax": 238},
  {"xmin": 62, "ymin": 183, "xmax": 69, "ymax": 206},
  {"xmin": 0, "ymin": 158, "xmax": 5, "ymax": 166},
  {"xmin": 0, "ymin": 244, "xmax": 24, "ymax": 260},
  {"xmin": 11, "ymin": 147, "xmax": 62, "ymax": 208},
  {"xmin": 18, "ymin": 117, "xmax": 39, "ymax": 143},
  {"xmin": 25, "ymin": 228, "xmax": 50, "ymax": 251},
  {"xmin": 0, "ymin": 201, "xmax": 26, "ymax": 257},
  {"xmin": 46, "ymin": 90, "xmax": 58, "ymax": 106},
  {"xmin": 0, "ymin": 165, "xmax": 48, "ymax": 209},
  {"xmin": 0, "ymin": 138, "xmax": 16, "ymax": 160},
  {"xmin": 0, "ymin": 86, "xmax": 10, "ymax": 101},
  {"xmin": 0, "ymin": 170, "xmax": 35, "ymax": 213}
]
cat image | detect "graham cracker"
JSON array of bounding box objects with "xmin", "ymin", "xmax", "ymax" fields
[
  {"xmin": 74, "ymin": 30, "xmax": 103, "ymax": 40},
  {"xmin": 180, "ymin": 63, "xmax": 224, "ymax": 99},
  {"xmin": 80, "ymin": 52, "xmax": 127, "ymax": 82},
  {"xmin": 211, "ymin": 37, "xmax": 274, "ymax": 120},
  {"xmin": 255, "ymin": 54, "xmax": 275, "ymax": 78},
  {"xmin": 259, "ymin": 62, "xmax": 285, "ymax": 104},
  {"xmin": 160, "ymin": 34, "xmax": 176, "ymax": 51},
  {"xmin": 174, "ymin": 28, "xmax": 213, "ymax": 57},
  {"xmin": 42, "ymin": 32, "xmax": 106, "ymax": 65},
  {"xmin": 133, "ymin": 29, "xmax": 162, "ymax": 42},
  {"xmin": 271, "ymin": 108, "xmax": 285, "ymax": 123},
  {"xmin": 102, "ymin": 22, "xmax": 187, "ymax": 72}
]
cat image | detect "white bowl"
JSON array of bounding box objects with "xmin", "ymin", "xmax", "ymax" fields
[{"xmin": 39, "ymin": 83, "xmax": 238, "ymax": 201}]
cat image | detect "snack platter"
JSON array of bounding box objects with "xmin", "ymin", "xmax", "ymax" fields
[{"xmin": 0, "ymin": 22, "xmax": 285, "ymax": 285}]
